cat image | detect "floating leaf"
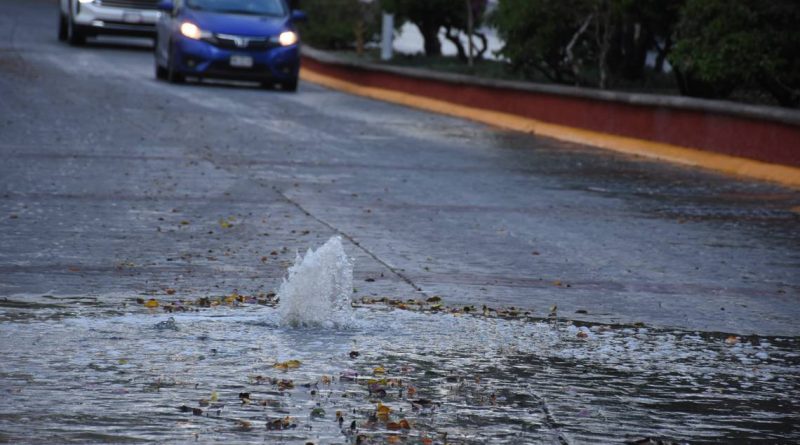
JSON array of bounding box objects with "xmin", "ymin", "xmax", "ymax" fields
[
  {"xmin": 267, "ymin": 416, "xmax": 296, "ymax": 430},
  {"xmin": 387, "ymin": 422, "xmax": 401, "ymax": 430},
  {"xmin": 144, "ymin": 299, "xmax": 159, "ymax": 308},
  {"xmin": 376, "ymin": 402, "xmax": 392, "ymax": 420},
  {"xmin": 210, "ymin": 391, "xmax": 218, "ymax": 402},
  {"xmin": 373, "ymin": 366, "xmax": 386, "ymax": 375},
  {"xmin": 399, "ymin": 419, "xmax": 411, "ymax": 429},
  {"xmin": 310, "ymin": 407, "xmax": 326, "ymax": 418},
  {"xmin": 274, "ymin": 360, "xmax": 302, "ymax": 371},
  {"xmin": 725, "ymin": 336, "xmax": 740, "ymax": 346}
]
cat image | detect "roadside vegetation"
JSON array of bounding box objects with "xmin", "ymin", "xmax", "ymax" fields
[{"xmin": 296, "ymin": 0, "xmax": 800, "ymax": 108}]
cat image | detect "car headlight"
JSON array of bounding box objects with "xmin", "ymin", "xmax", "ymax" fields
[
  {"xmin": 278, "ymin": 31, "xmax": 298, "ymax": 46},
  {"xmin": 180, "ymin": 22, "xmax": 211, "ymax": 40}
]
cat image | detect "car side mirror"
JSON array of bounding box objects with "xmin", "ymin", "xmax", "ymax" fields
[
  {"xmin": 157, "ymin": 0, "xmax": 175, "ymax": 12},
  {"xmin": 290, "ymin": 10, "xmax": 307, "ymax": 23}
]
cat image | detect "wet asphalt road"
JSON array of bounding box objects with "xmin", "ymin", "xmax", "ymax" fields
[{"xmin": 1, "ymin": 0, "xmax": 799, "ymax": 336}]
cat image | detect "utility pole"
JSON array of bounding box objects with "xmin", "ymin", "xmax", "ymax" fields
[
  {"xmin": 381, "ymin": 12, "xmax": 394, "ymax": 61},
  {"xmin": 466, "ymin": 0, "xmax": 474, "ymax": 67}
]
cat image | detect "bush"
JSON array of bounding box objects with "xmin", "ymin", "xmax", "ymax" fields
[
  {"xmin": 670, "ymin": 0, "xmax": 799, "ymax": 106},
  {"xmin": 297, "ymin": 0, "xmax": 380, "ymax": 50}
]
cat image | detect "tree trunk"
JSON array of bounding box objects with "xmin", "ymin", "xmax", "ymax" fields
[
  {"xmin": 594, "ymin": 1, "xmax": 613, "ymax": 89},
  {"xmin": 418, "ymin": 21, "xmax": 442, "ymax": 56},
  {"xmin": 473, "ymin": 31, "xmax": 488, "ymax": 60},
  {"xmin": 654, "ymin": 37, "xmax": 671, "ymax": 74},
  {"xmin": 566, "ymin": 13, "xmax": 594, "ymax": 86},
  {"xmin": 443, "ymin": 26, "xmax": 467, "ymax": 62}
]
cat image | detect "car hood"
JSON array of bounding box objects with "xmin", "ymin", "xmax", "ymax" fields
[{"xmin": 182, "ymin": 9, "xmax": 290, "ymax": 37}]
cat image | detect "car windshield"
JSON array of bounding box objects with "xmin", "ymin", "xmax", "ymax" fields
[{"xmin": 186, "ymin": 0, "xmax": 287, "ymax": 16}]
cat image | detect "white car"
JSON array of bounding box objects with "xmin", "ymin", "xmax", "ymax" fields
[{"xmin": 58, "ymin": 0, "xmax": 162, "ymax": 45}]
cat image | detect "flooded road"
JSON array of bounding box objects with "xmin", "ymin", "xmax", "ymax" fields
[
  {"xmin": 1, "ymin": 0, "xmax": 800, "ymax": 443},
  {"xmin": 1, "ymin": 294, "xmax": 798, "ymax": 444}
]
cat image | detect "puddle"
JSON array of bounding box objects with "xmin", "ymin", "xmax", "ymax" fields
[
  {"xmin": 0, "ymin": 300, "xmax": 798, "ymax": 444},
  {"xmin": 1, "ymin": 239, "xmax": 797, "ymax": 443}
]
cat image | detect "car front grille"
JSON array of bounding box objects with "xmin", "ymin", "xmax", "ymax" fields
[
  {"xmin": 97, "ymin": 0, "xmax": 160, "ymax": 10},
  {"xmin": 209, "ymin": 34, "xmax": 280, "ymax": 50}
]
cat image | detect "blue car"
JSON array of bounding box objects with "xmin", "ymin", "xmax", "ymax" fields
[{"xmin": 154, "ymin": 0, "xmax": 305, "ymax": 91}]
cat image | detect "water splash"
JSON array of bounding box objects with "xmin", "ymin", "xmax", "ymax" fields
[{"xmin": 278, "ymin": 236, "xmax": 354, "ymax": 328}]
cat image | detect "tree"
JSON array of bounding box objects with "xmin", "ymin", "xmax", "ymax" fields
[
  {"xmin": 492, "ymin": 0, "xmax": 602, "ymax": 85},
  {"xmin": 381, "ymin": 0, "xmax": 488, "ymax": 59},
  {"xmin": 297, "ymin": 0, "xmax": 380, "ymax": 51},
  {"xmin": 608, "ymin": 0, "xmax": 682, "ymax": 80},
  {"xmin": 670, "ymin": 0, "xmax": 800, "ymax": 106},
  {"xmin": 492, "ymin": 0, "xmax": 685, "ymax": 88}
]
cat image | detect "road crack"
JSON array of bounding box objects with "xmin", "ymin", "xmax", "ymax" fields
[{"xmin": 277, "ymin": 189, "xmax": 427, "ymax": 296}]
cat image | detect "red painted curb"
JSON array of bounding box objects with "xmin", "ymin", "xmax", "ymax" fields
[{"xmin": 301, "ymin": 54, "xmax": 800, "ymax": 169}]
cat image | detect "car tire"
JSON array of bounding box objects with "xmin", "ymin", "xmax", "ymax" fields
[
  {"xmin": 58, "ymin": 13, "xmax": 68, "ymax": 41},
  {"xmin": 166, "ymin": 45, "xmax": 185, "ymax": 84},
  {"xmin": 280, "ymin": 78, "xmax": 298, "ymax": 92},
  {"xmin": 155, "ymin": 62, "xmax": 168, "ymax": 80},
  {"xmin": 66, "ymin": 9, "xmax": 86, "ymax": 45}
]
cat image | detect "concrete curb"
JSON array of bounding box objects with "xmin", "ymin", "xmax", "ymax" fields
[{"xmin": 299, "ymin": 47, "xmax": 800, "ymax": 188}]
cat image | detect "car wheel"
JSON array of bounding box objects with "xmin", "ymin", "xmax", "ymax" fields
[
  {"xmin": 58, "ymin": 13, "xmax": 68, "ymax": 41},
  {"xmin": 166, "ymin": 44, "xmax": 185, "ymax": 84},
  {"xmin": 66, "ymin": 9, "xmax": 86, "ymax": 45},
  {"xmin": 280, "ymin": 78, "xmax": 298, "ymax": 92},
  {"xmin": 155, "ymin": 62, "xmax": 168, "ymax": 80}
]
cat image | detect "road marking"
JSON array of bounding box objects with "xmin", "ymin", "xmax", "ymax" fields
[{"xmin": 300, "ymin": 68, "xmax": 800, "ymax": 189}]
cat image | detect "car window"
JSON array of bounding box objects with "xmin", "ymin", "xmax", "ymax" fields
[{"xmin": 187, "ymin": 0, "xmax": 287, "ymax": 16}]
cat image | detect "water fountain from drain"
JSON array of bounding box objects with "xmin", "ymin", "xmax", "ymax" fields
[{"xmin": 278, "ymin": 236, "xmax": 355, "ymax": 328}]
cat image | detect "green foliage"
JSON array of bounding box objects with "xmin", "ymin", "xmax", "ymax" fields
[
  {"xmin": 670, "ymin": 0, "xmax": 799, "ymax": 105},
  {"xmin": 669, "ymin": 0, "xmax": 761, "ymax": 98},
  {"xmin": 297, "ymin": 0, "xmax": 379, "ymax": 50},
  {"xmin": 491, "ymin": 0, "xmax": 596, "ymax": 84}
]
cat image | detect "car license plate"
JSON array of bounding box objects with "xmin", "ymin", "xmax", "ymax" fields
[
  {"xmin": 122, "ymin": 11, "xmax": 142, "ymax": 23},
  {"xmin": 230, "ymin": 55, "xmax": 253, "ymax": 68}
]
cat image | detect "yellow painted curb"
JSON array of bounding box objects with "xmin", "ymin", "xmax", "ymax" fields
[{"xmin": 300, "ymin": 68, "xmax": 800, "ymax": 189}]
